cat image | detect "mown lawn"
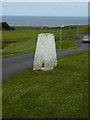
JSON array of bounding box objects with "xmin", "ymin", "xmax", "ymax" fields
[
  {"xmin": 2, "ymin": 50, "xmax": 88, "ymax": 118},
  {"xmin": 2, "ymin": 26, "xmax": 77, "ymax": 57}
]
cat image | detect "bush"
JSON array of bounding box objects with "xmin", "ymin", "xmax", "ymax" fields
[{"xmin": 1, "ymin": 22, "xmax": 15, "ymax": 30}]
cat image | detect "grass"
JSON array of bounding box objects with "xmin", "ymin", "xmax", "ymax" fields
[
  {"xmin": 2, "ymin": 26, "xmax": 78, "ymax": 57},
  {"xmin": 56, "ymin": 39, "xmax": 79, "ymax": 49},
  {"xmin": 64, "ymin": 25, "xmax": 89, "ymax": 34},
  {"xmin": 2, "ymin": 25, "xmax": 89, "ymax": 57},
  {"xmin": 76, "ymin": 25, "xmax": 89, "ymax": 34},
  {"xmin": 2, "ymin": 50, "xmax": 88, "ymax": 118}
]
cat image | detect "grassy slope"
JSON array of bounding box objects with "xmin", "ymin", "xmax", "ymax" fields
[
  {"xmin": 56, "ymin": 39, "xmax": 79, "ymax": 49},
  {"xmin": 2, "ymin": 26, "xmax": 77, "ymax": 57},
  {"xmin": 2, "ymin": 25, "xmax": 89, "ymax": 57},
  {"xmin": 65, "ymin": 25, "xmax": 89, "ymax": 34},
  {"xmin": 76, "ymin": 25, "xmax": 88, "ymax": 34},
  {"xmin": 3, "ymin": 50, "xmax": 88, "ymax": 118}
]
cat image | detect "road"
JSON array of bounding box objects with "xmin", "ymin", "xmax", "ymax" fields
[{"xmin": 1, "ymin": 39, "xmax": 89, "ymax": 81}]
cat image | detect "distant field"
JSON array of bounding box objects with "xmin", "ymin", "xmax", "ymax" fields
[
  {"xmin": 3, "ymin": 50, "xmax": 88, "ymax": 118},
  {"xmin": 76, "ymin": 25, "xmax": 88, "ymax": 34},
  {"xmin": 1, "ymin": 25, "xmax": 88, "ymax": 57}
]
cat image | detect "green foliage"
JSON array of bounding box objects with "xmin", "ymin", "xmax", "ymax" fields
[
  {"xmin": 3, "ymin": 51, "xmax": 88, "ymax": 118},
  {"xmin": 1, "ymin": 22, "xmax": 15, "ymax": 30}
]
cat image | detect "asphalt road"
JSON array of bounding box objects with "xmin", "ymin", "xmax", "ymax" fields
[{"xmin": 1, "ymin": 39, "xmax": 89, "ymax": 81}]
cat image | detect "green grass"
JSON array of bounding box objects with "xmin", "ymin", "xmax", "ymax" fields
[
  {"xmin": 56, "ymin": 39, "xmax": 79, "ymax": 49},
  {"xmin": 2, "ymin": 26, "xmax": 78, "ymax": 57},
  {"xmin": 64, "ymin": 25, "xmax": 89, "ymax": 34},
  {"xmin": 2, "ymin": 50, "xmax": 88, "ymax": 118},
  {"xmin": 2, "ymin": 25, "xmax": 89, "ymax": 57},
  {"xmin": 74, "ymin": 25, "xmax": 89, "ymax": 34}
]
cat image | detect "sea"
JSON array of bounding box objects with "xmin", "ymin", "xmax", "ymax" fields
[{"xmin": 0, "ymin": 16, "xmax": 88, "ymax": 27}]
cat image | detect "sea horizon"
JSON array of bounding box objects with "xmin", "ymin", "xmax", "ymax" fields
[{"xmin": 0, "ymin": 16, "xmax": 88, "ymax": 27}]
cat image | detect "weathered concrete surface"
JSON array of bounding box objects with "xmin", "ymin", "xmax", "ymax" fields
[{"xmin": 33, "ymin": 33, "xmax": 57, "ymax": 70}]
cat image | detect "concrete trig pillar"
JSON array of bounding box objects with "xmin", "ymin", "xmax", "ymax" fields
[{"xmin": 33, "ymin": 33, "xmax": 57, "ymax": 70}]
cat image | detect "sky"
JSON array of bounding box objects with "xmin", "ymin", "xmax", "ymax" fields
[{"xmin": 1, "ymin": 2, "xmax": 88, "ymax": 16}]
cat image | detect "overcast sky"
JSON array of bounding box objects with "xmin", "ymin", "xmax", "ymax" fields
[{"xmin": 2, "ymin": 2, "xmax": 88, "ymax": 16}]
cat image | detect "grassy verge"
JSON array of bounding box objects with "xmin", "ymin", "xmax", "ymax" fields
[
  {"xmin": 2, "ymin": 26, "xmax": 78, "ymax": 57},
  {"xmin": 3, "ymin": 50, "xmax": 88, "ymax": 118},
  {"xmin": 1, "ymin": 25, "xmax": 89, "ymax": 57},
  {"xmin": 56, "ymin": 39, "xmax": 79, "ymax": 49}
]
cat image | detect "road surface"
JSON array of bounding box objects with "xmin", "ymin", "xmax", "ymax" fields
[{"xmin": 1, "ymin": 39, "xmax": 89, "ymax": 81}]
